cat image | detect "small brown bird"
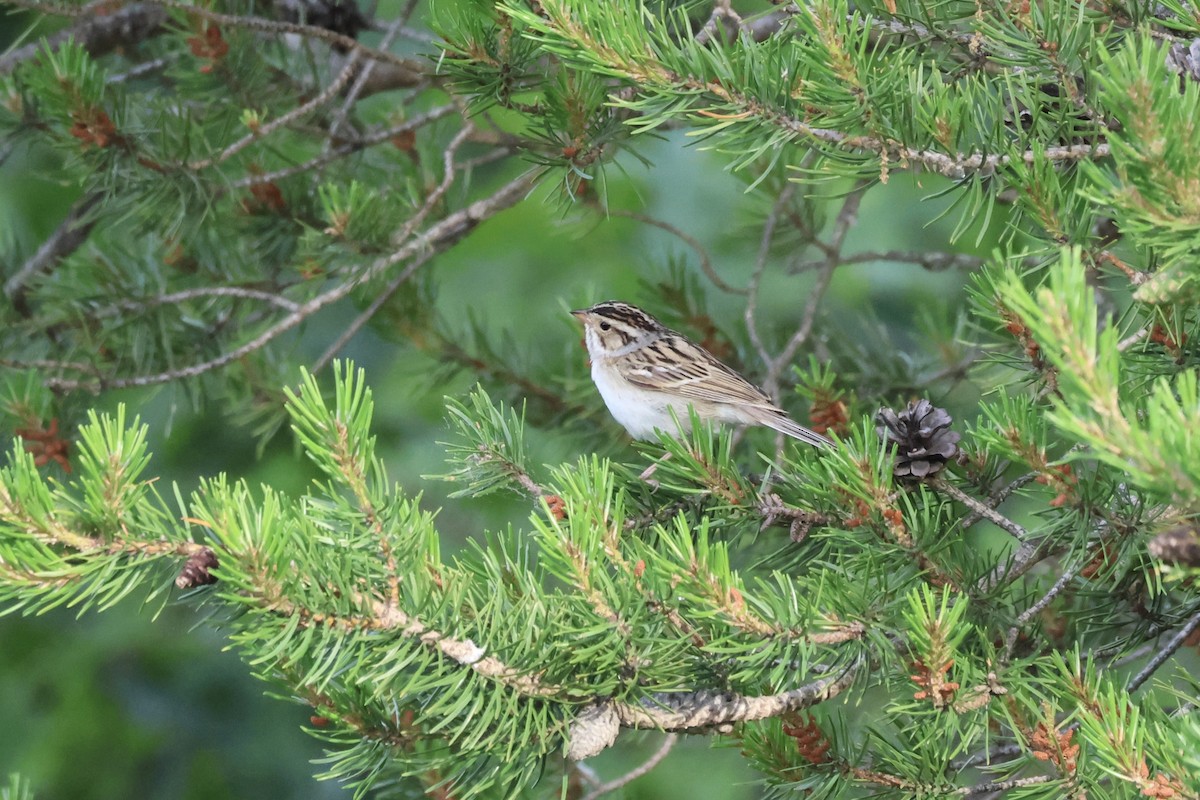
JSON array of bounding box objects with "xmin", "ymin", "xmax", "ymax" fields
[{"xmin": 572, "ymin": 301, "xmax": 831, "ymax": 448}]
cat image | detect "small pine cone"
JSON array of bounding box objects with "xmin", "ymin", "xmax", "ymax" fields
[
  {"xmin": 176, "ymin": 547, "xmax": 220, "ymax": 589},
  {"xmin": 275, "ymin": 0, "xmax": 369, "ymax": 47},
  {"xmin": 1148, "ymin": 523, "xmax": 1200, "ymax": 567},
  {"xmin": 1165, "ymin": 39, "xmax": 1200, "ymax": 88},
  {"xmin": 875, "ymin": 400, "xmax": 961, "ymax": 479}
]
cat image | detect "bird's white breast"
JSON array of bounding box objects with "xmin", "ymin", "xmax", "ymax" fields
[{"xmin": 590, "ymin": 359, "xmax": 694, "ymax": 440}]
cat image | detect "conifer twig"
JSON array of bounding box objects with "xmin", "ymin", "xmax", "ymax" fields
[
  {"xmin": 578, "ymin": 734, "xmax": 678, "ymax": 799},
  {"xmin": 4, "ymin": 193, "xmax": 102, "ymax": 314},
  {"xmin": 568, "ymin": 660, "xmax": 859, "ymax": 759},
  {"xmin": 927, "ymin": 477, "xmax": 1029, "ymax": 541},
  {"xmin": 607, "ymin": 209, "xmax": 744, "ymax": 295},
  {"xmin": 1126, "ymin": 606, "xmax": 1200, "ymax": 693},
  {"xmin": 764, "ymin": 182, "xmax": 868, "ymax": 400},
  {"xmin": 312, "ymin": 123, "xmax": 476, "ymax": 372},
  {"xmin": 959, "ymin": 775, "xmax": 1054, "ymax": 796},
  {"xmin": 45, "ymin": 171, "xmax": 536, "ymax": 391},
  {"xmin": 0, "ymin": 2, "xmax": 167, "ymax": 76},
  {"xmin": 228, "ymin": 106, "xmax": 459, "ymax": 190},
  {"xmin": 615, "ymin": 660, "xmax": 859, "ymax": 730}
]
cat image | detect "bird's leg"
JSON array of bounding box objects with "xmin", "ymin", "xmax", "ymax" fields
[{"xmin": 638, "ymin": 450, "xmax": 673, "ymax": 487}]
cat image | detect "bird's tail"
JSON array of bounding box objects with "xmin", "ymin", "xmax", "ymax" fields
[{"xmin": 762, "ymin": 412, "xmax": 834, "ymax": 448}]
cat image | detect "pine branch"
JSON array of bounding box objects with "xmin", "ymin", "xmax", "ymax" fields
[
  {"xmin": 43, "ymin": 172, "xmax": 536, "ymax": 392},
  {"xmin": 1126, "ymin": 606, "xmax": 1200, "ymax": 693},
  {"xmin": 227, "ymin": 107, "xmax": 460, "ymax": 190},
  {"xmin": 567, "ymin": 660, "xmax": 860, "ymax": 760},
  {"xmin": 504, "ymin": 0, "xmax": 1112, "ymax": 179},
  {"xmin": 4, "ymin": 193, "xmax": 102, "ymax": 316},
  {"xmin": 0, "ymin": 3, "xmax": 167, "ymax": 76},
  {"xmin": 927, "ymin": 476, "xmax": 1029, "ymax": 541}
]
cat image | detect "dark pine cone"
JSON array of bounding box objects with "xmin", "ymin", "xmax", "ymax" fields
[
  {"xmin": 1148, "ymin": 523, "xmax": 1200, "ymax": 567},
  {"xmin": 275, "ymin": 0, "xmax": 370, "ymax": 47},
  {"xmin": 1166, "ymin": 39, "xmax": 1200, "ymax": 90},
  {"xmin": 875, "ymin": 400, "xmax": 961, "ymax": 479},
  {"xmin": 175, "ymin": 547, "xmax": 220, "ymax": 589}
]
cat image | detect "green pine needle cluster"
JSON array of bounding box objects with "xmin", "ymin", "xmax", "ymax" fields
[
  {"xmin": 2, "ymin": 333, "xmax": 1197, "ymax": 796},
  {"xmin": 2, "ymin": 0, "xmax": 1200, "ymax": 797}
]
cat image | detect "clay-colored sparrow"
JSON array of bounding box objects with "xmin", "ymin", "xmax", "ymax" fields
[{"xmin": 572, "ymin": 301, "xmax": 832, "ymax": 448}]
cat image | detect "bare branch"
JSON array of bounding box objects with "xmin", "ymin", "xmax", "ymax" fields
[
  {"xmin": 91, "ymin": 286, "xmax": 302, "ymax": 318},
  {"xmin": 979, "ymin": 538, "xmax": 1050, "ymax": 593},
  {"xmin": 106, "ymin": 56, "xmax": 170, "ymax": 83},
  {"xmin": 1117, "ymin": 325, "xmax": 1152, "ymax": 352},
  {"xmin": 579, "ymin": 734, "xmax": 678, "ymax": 800},
  {"xmin": 694, "ymin": 0, "xmax": 740, "ymax": 46},
  {"xmin": 310, "ymin": 250, "xmax": 434, "ymax": 374},
  {"xmin": 307, "ymin": 121, "xmax": 488, "ymax": 373},
  {"xmin": 927, "ymin": 476, "xmax": 1030, "ymax": 542},
  {"xmin": 1003, "ymin": 565, "xmax": 1079, "ymax": 660},
  {"xmin": 323, "ymin": 0, "xmax": 421, "ymax": 146},
  {"xmin": 607, "ymin": 209, "xmax": 745, "ymax": 295},
  {"xmin": 961, "ymin": 472, "xmax": 1040, "ymax": 530},
  {"xmin": 187, "ymin": 51, "xmax": 365, "ymax": 170},
  {"xmin": 0, "ymin": 357, "xmax": 103, "ymax": 376},
  {"xmin": 763, "ymin": 182, "xmax": 868, "ymax": 399},
  {"xmin": 790, "ymin": 249, "xmax": 987, "ymax": 273},
  {"xmin": 1127, "ymin": 605, "xmax": 1200, "ymax": 693},
  {"xmin": 744, "ymin": 182, "xmax": 796, "ymax": 369},
  {"xmin": 4, "ymin": 193, "xmax": 102, "ymax": 315}
]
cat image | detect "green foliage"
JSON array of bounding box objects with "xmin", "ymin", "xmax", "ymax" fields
[
  {"xmin": 988, "ymin": 248, "xmax": 1199, "ymax": 504},
  {"xmin": 432, "ymin": 386, "xmax": 538, "ymax": 498},
  {"xmin": 1084, "ymin": 39, "xmax": 1200, "ymax": 302},
  {"xmin": 0, "ymin": 775, "xmax": 32, "ymax": 800},
  {"xmin": 4, "ymin": 0, "xmax": 1200, "ymax": 797},
  {"xmin": 5, "ymin": 350, "xmax": 1197, "ymax": 795}
]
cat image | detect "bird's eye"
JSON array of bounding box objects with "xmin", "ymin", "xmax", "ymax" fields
[{"xmin": 599, "ymin": 322, "xmax": 611, "ymax": 331}]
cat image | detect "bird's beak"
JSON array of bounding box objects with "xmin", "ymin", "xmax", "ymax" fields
[{"xmin": 570, "ymin": 309, "xmax": 587, "ymax": 320}]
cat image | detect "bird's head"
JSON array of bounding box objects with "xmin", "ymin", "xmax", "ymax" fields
[{"xmin": 571, "ymin": 301, "xmax": 666, "ymax": 360}]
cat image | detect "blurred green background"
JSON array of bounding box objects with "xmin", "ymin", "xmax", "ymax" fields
[{"xmin": 0, "ymin": 5, "xmax": 993, "ymax": 797}]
